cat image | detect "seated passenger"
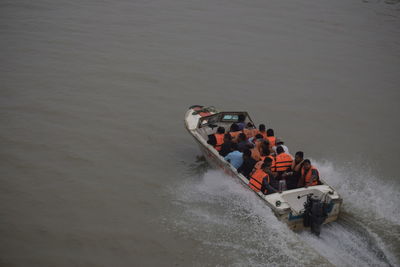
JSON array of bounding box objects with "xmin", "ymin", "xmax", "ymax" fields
[
  {"xmin": 272, "ymin": 138, "xmax": 289, "ymax": 154},
  {"xmin": 224, "ymin": 143, "xmax": 243, "ymax": 169},
  {"xmin": 253, "ymin": 145, "xmax": 275, "ymax": 170},
  {"xmin": 219, "ymin": 133, "xmax": 233, "ymax": 157},
  {"xmin": 238, "ymin": 149, "xmax": 257, "ymax": 179},
  {"xmin": 274, "ymin": 146, "xmax": 293, "ymax": 174},
  {"xmin": 298, "ymin": 159, "xmax": 320, "ymax": 187},
  {"xmin": 210, "ymin": 126, "xmax": 225, "ymax": 151},
  {"xmin": 283, "ymin": 151, "xmax": 304, "ymax": 189},
  {"xmin": 249, "ymin": 133, "xmax": 263, "ymax": 145},
  {"xmin": 257, "ymin": 124, "xmax": 268, "ymax": 140},
  {"xmin": 243, "ymin": 122, "xmax": 258, "ymax": 139},
  {"xmin": 229, "ymin": 123, "xmax": 241, "ymax": 142},
  {"xmin": 250, "ymin": 136, "xmax": 265, "ymax": 161},
  {"xmin": 266, "ymin": 128, "xmax": 276, "ymax": 149},
  {"xmin": 249, "ymin": 158, "xmax": 277, "ymax": 194},
  {"xmin": 237, "ymin": 114, "xmax": 246, "ymax": 130},
  {"xmin": 237, "ymin": 133, "xmax": 254, "ymax": 152}
]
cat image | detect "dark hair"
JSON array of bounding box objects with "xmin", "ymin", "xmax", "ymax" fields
[
  {"xmin": 276, "ymin": 146, "xmax": 284, "ymax": 154},
  {"xmin": 264, "ymin": 157, "xmax": 273, "ymax": 164},
  {"xmin": 224, "ymin": 133, "xmax": 232, "ymax": 141},
  {"xmin": 238, "ymin": 133, "xmax": 247, "ymax": 142},
  {"xmin": 217, "ymin": 126, "xmax": 225, "ymax": 134},
  {"xmin": 267, "ymin": 128, "xmax": 274, "ymax": 137},
  {"xmin": 255, "ymin": 134, "xmax": 263, "ymax": 139},
  {"xmin": 295, "ymin": 151, "xmax": 304, "ymax": 158},
  {"xmin": 207, "ymin": 134, "xmax": 217, "ymax": 146},
  {"xmin": 230, "ymin": 123, "xmax": 239, "ymax": 132},
  {"xmin": 261, "ymin": 146, "xmax": 270, "ymax": 156},
  {"xmin": 238, "ymin": 114, "xmax": 245, "ymax": 122},
  {"xmin": 243, "ymin": 149, "xmax": 252, "ymax": 157},
  {"xmin": 246, "ymin": 122, "xmax": 254, "ymax": 128},
  {"xmin": 231, "ymin": 142, "xmax": 238, "ymax": 151},
  {"xmin": 259, "ymin": 124, "xmax": 266, "ymax": 131},
  {"xmin": 303, "ymin": 159, "xmax": 311, "ymax": 165}
]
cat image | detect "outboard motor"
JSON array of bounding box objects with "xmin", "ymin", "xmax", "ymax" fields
[{"xmin": 303, "ymin": 194, "xmax": 328, "ymax": 236}]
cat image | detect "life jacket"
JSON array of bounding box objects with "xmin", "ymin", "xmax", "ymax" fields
[
  {"xmin": 243, "ymin": 128, "xmax": 258, "ymax": 139},
  {"xmin": 301, "ymin": 166, "xmax": 319, "ymax": 186},
  {"xmin": 230, "ymin": 131, "xmax": 241, "ymax": 142},
  {"xmin": 266, "ymin": 136, "xmax": 276, "ymax": 148},
  {"xmin": 258, "ymin": 131, "xmax": 268, "ymax": 140},
  {"xmin": 213, "ymin": 133, "xmax": 225, "ymax": 151},
  {"xmin": 274, "ymin": 152, "xmax": 293, "ymax": 172},
  {"xmin": 254, "ymin": 155, "xmax": 275, "ymax": 170},
  {"xmin": 249, "ymin": 169, "xmax": 269, "ymax": 193}
]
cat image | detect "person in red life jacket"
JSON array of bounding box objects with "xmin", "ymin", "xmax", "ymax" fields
[
  {"xmin": 283, "ymin": 151, "xmax": 304, "ymax": 189},
  {"xmin": 266, "ymin": 128, "xmax": 276, "ymax": 149},
  {"xmin": 229, "ymin": 123, "xmax": 241, "ymax": 142},
  {"xmin": 219, "ymin": 133, "xmax": 233, "ymax": 157},
  {"xmin": 249, "ymin": 157, "xmax": 277, "ymax": 195},
  {"xmin": 238, "ymin": 149, "xmax": 258, "ymax": 179},
  {"xmin": 274, "ymin": 146, "xmax": 293, "ymax": 176},
  {"xmin": 298, "ymin": 159, "xmax": 320, "ymax": 187},
  {"xmin": 207, "ymin": 126, "xmax": 225, "ymax": 151},
  {"xmin": 250, "ymin": 135, "xmax": 265, "ymax": 161},
  {"xmin": 257, "ymin": 124, "xmax": 268, "ymax": 140},
  {"xmin": 243, "ymin": 122, "xmax": 258, "ymax": 139}
]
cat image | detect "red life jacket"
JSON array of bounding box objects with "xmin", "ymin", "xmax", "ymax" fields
[
  {"xmin": 274, "ymin": 152, "xmax": 293, "ymax": 172},
  {"xmin": 266, "ymin": 136, "xmax": 276, "ymax": 148},
  {"xmin": 249, "ymin": 169, "xmax": 270, "ymax": 193},
  {"xmin": 243, "ymin": 128, "xmax": 258, "ymax": 139},
  {"xmin": 301, "ymin": 166, "xmax": 319, "ymax": 186}
]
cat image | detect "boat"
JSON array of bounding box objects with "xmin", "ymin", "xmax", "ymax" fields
[{"xmin": 184, "ymin": 105, "xmax": 343, "ymax": 235}]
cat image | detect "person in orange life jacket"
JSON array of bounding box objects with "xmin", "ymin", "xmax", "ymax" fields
[
  {"xmin": 274, "ymin": 146, "xmax": 293, "ymax": 179},
  {"xmin": 298, "ymin": 159, "xmax": 320, "ymax": 187},
  {"xmin": 257, "ymin": 124, "xmax": 268, "ymax": 140},
  {"xmin": 237, "ymin": 114, "xmax": 246, "ymax": 130},
  {"xmin": 282, "ymin": 151, "xmax": 304, "ymax": 189},
  {"xmin": 229, "ymin": 123, "xmax": 241, "ymax": 142},
  {"xmin": 250, "ymin": 135, "xmax": 265, "ymax": 161},
  {"xmin": 249, "ymin": 157, "xmax": 277, "ymax": 194},
  {"xmin": 260, "ymin": 158, "xmax": 278, "ymax": 194},
  {"xmin": 266, "ymin": 128, "xmax": 276, "ymax": 149},
  {"xmin": 237, "ymin": 149, "xmax": 257, "ymax": 179},
  {"xmin": 219, "ymin": 133, "xmax": 233, "ymax": 157},
  {"xmin": 207, "ymin": 126, "xmax": 225, "ymax": 151},
  {"xmin": 243, "ymin": 122, "xmax": 258, "ymax": 139},
  {"xmin": 237, "ymin": 133, "xmax": 254, "ymax": 152}
]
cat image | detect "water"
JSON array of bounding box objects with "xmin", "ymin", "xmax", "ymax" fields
[{"xmin": 1, "ymin": 0, "xmax": 399, "ymax": 266}]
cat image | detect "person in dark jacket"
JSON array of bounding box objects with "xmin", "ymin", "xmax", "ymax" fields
[
  {"xmin": 238, "ymin": 149, "xmax": 257, "ymax": 179},
  {"xmin": 219, "ymin": 133, "xmax": 233, "ymax": 157},
  {"xmin": 237, "ymin": 133, "xmax": 254, "ymax": 152}
]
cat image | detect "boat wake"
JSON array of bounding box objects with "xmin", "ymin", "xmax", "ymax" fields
[{"xmin": 170, "ymin": 159, "xmax": 399, "ymax": 266}]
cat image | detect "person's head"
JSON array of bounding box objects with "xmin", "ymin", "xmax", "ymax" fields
[
  {"xmin": 243, "ymin": 149, "xmax": 252, "ymax": 159},
  {"xmin": 255, "ymin": 134, "xmax": 263, "ymax": 140},
  {"xmin": 238, "ymin": 133, "xmax": 247, "ymax": 142},
  {"xmin": 262, "ymin": 157, "xmax": 273, "ymax": 169},
  {"xmin": 276, "ymin": 138, "xmax": 284, "ymax": 145},
  {"xmin": 303, "ymin": 159, "xmax": 311, "ymax": 170},
  {"xmin": 259, "ymin": 124, "xmax": 266, "ymax": 132},
  {"xmin": 230, "ymin": 123, "xmax": 239, "ymax": 132},
  {"xmin": 231, "ymin": 142, "xmax": 238, "ymax": 151},
  {"xmin": 267, "ymin": 128, "xmax": 274, "ymax": 137},
  {"xmin": 295, "ymin": 151, "xmax": 304, "ymax": 162},
  {"xmin": 246, "ymin": 122, "xmax": 254, "ymax": 129},
  {"xmin": 276, "ymin": 146, "xmax": 284, "ymax": 154},
  {"xmin": 238, "ymin": 114, "xmax": 245, "ymax": 123},
  {"xmin": 224, "ymin": 133, "xmax": 232, "ymax": 142},
  {"xmin": 217, "ymin": 126, "xmax": 225, "ymax": 134},
  {"xmin": 207, "ymin": 134, "xmax": 217, "ymax": 146}
]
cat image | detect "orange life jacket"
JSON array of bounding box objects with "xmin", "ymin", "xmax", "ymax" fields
[
  {"xmin": 258, "ymin": 131, "xmax": 268, "ymax": 140},
  {"xmin": 266, "ymin": 136, "xmax": 276, "ymax": 148},
  {"xmin": 230, "ymin": 131, "xmax": 241, "ymax": 142},
  {"xmin": 249, "ymin": 169, "xmax": 269, "ymax": 193},
  {"xmin": 214, "ymin": 133, "xmax": 225, "ymax": 151},
  {"xmin": 274, "ymin": 152, "xmax": 293, "ymax": 172},
  {"xmin": 243, "ymin": 128, "xmax": 258, "ymax": 139},
  {"xmin": 301, "ymin": 166, "xmax": 319, "ymax": 186},
  {"xmin": 254, "ymin": 155, "xmax": 275, "ymax": 170}
]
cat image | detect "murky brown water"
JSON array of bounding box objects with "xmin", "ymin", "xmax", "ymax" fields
[{"xmin": 1, "ymin": 0, "xmax": 399, "ymax": 266}]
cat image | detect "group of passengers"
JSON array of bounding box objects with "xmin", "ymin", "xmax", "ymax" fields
[{"xmin": 207, "ymin": 117, "xmax": 320, "ymax": 195}]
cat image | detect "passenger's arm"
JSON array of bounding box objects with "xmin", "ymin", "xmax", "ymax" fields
[
  {"xmin": 261, "ymin": 176, "xmax": 277, "ymax": 195},
  {"xmin": 305, "ymin": 169, "xmax": 319, "ymax": 186}
]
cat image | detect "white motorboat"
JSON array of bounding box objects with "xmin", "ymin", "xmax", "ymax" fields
[{"xmin": 184, "ymin": 105, "xmax": 343, "ymax": 235}]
